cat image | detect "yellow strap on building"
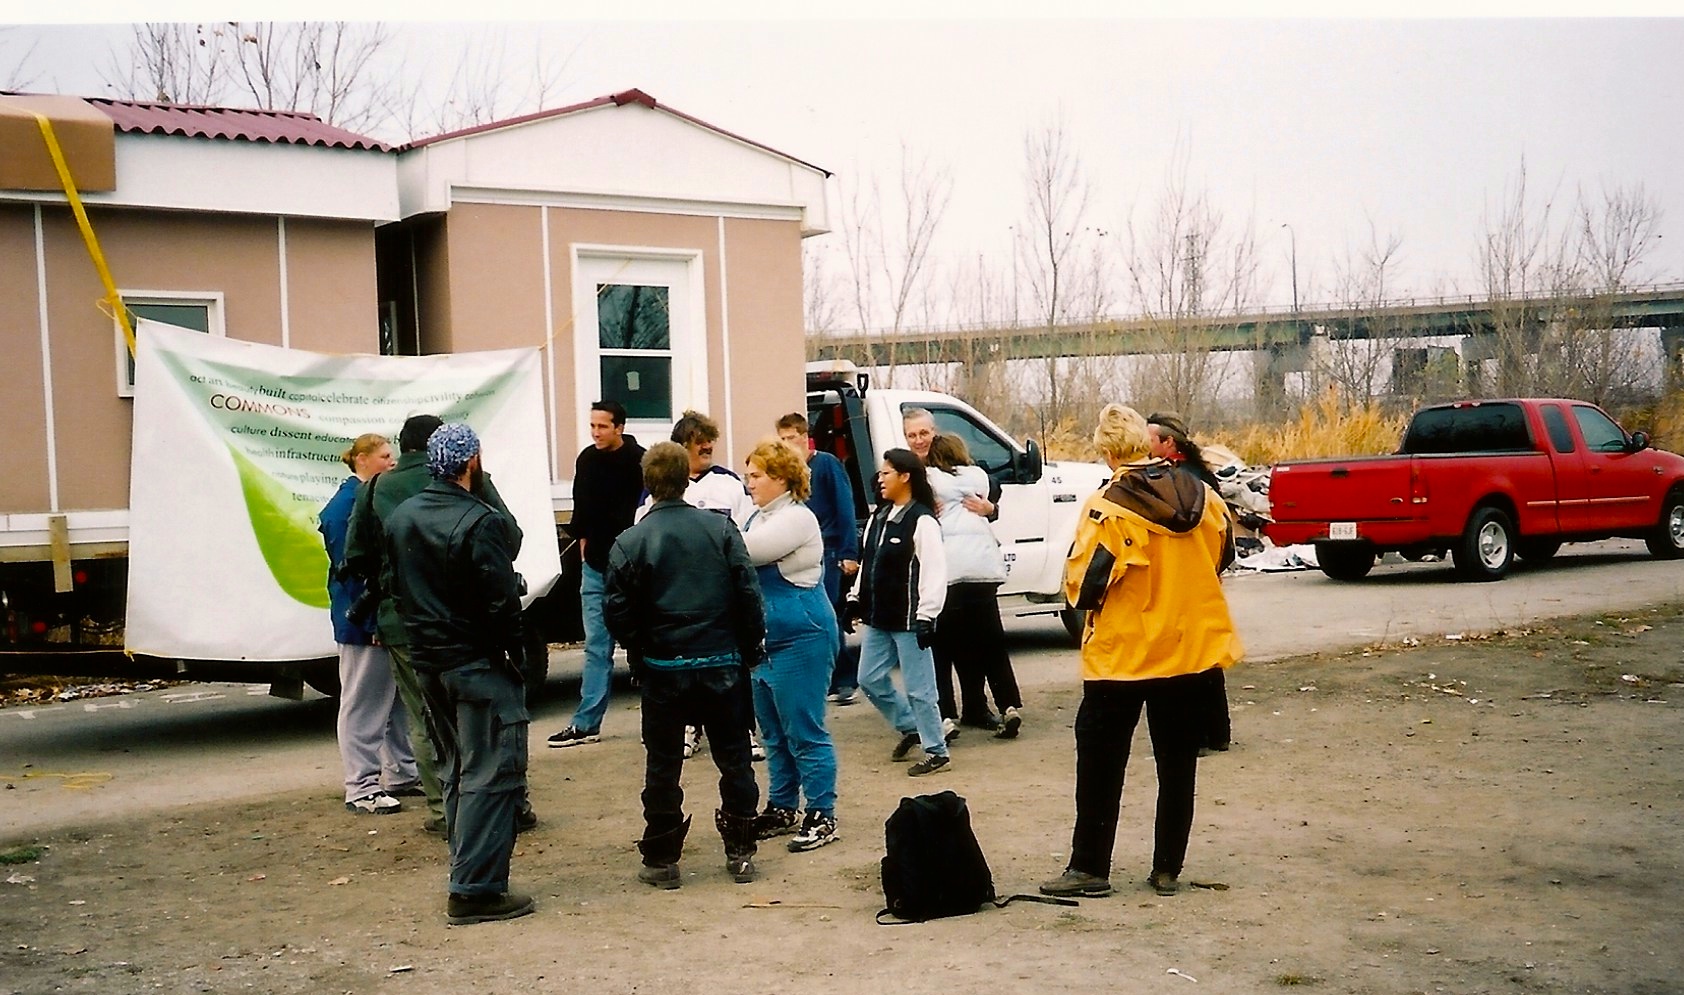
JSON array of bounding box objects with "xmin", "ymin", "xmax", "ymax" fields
[{"xmin": 32, "ymin": 111, "xmax": 136, "ymax": 357}]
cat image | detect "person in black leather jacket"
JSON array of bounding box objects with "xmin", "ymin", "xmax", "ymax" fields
[
  {"xmin": 384, "ymin": 423, "xmax": 534, "ymax": 926},
  {"xmin": 604, "ymin": 441, "xmax": 766, "ymax": 888}
]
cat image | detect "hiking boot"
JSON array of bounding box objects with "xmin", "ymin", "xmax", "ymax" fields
[
  {"xmin": 727, "ymin": 855, "xmax": 757, "ymax": 883},
  {"xmin": 996, "ymin": 705, "xmax": 1023, "ymax": 740},
  {"xmin": 753, "ymin": 805, "xmax": 800, "ymax": 840},
  {"xmin": 637, "ymin": 863, "xmax": 681, "ymax": 890},
  {"xmin": 445, "ymin": 891, "xmax": 535, "ymax": 925},
  {"xmin": 1148, "ymin": 870, "xmax": 1181, "ymax": 896},
  {"xmin": 941, "ymin": 717, "xmax": 961, "ymax": 743},
  {"xmin": 546, "ymin": 725, "xmax": 600, "ymax": 749},
  {"xmin": 682, "ymin": 725, "xmax": 704, "ymax": 759},
  {"xmin": 890, "ymin": 731, "xmax": 921, "ymax": 762},
  {"xmin": 907, "ymin": 754, "xmax": 951, "ymax": 777},
  {"xmin": 788, "ymin": 811, "xmax": 839, "ymax": 853},
  {"xmin": 750, "ymin": 729, "xmax": 766, "ymax": 762},
  {"xmin": 346, "ymin": 792, "xmax": 401, "ymax": 815},
  {"xmin": 1039, "ymin": 869, "xmax": 1113, "ymax": 898},
  {"xmin": 421, "ymin": 815, "xmax": 448, "ymax": 837},
  {"xmin": 716, "ymin": 808, "xmax": 758, "ymax": 884}
]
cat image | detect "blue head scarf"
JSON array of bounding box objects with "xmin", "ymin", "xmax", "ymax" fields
[{"xmin": 426, "ymin": 422, "xmax": 480, "ymax": 480}]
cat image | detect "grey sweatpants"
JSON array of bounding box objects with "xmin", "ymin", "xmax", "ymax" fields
[{"xmin": 335, "ymin": 642, "xmax": 418, "ymax": 802}]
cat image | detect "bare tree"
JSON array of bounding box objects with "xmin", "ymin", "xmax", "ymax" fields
[
  {"xmin": 1122, "ymin": 144, "xmax": 1258, "ymax": 423},
  {"xmin": 1, "ymin": 28, "xmax": 42, "ymax": 90},
  {"xmin": 1317, "ymin": 221, "xmax": 1407, "ymax": 403},
  {"xmin": 104, "ymin": 23, "xmax": 234, "ymax": 105},
  {"xmin": 401, "ymin": 27, "xmax": 574, "ymax": 138}
]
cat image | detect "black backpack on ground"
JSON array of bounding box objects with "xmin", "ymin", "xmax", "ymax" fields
[{"xmin": 877, "ymin": 790, "xmax": 1077, "ymax": 924}]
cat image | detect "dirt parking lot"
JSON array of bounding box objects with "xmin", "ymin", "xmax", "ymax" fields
[{"xmin": 3, "ymin": 603, "xmax": 1682, "ymax": 995}]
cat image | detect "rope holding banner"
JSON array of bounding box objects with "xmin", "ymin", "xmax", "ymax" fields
[{"xmin": 31, "ymin": 111, "xmax": 136, "ymax": 357}]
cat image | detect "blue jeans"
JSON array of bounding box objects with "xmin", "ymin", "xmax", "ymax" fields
[
  {"xmin": 752, "ymin": 578, "xmax": 840, "ymax": 816},
  {"xmin": 857, "ymin": 626, "xmax": 947, "ymax": 758},
  {"xmin": 570, "ymin": 562, "xmax": 615, "ymax": 733}
]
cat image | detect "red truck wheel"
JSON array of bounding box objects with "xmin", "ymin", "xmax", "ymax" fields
[
  {"xmin": 1454, "ymin": 507, "xmax": 1515, "ymax": 581},
  {"xmin": 1645, "ymin": 491, "xmax": 1684, "ymax": 559}
]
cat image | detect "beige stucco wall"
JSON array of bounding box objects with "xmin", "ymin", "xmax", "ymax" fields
[{"xmin": 0, "ymin": 203, "xmax": 377, "ymax": 514}]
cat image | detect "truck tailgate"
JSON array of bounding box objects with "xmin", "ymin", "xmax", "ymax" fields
[{"xmin": 1270, "ymin": 455, "xmax": 1417, "ymax": 523}]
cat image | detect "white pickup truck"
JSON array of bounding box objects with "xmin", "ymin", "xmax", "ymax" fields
[{"xmin": 804, "ymin": 361, "xmax": 1110, "ymax": 641}]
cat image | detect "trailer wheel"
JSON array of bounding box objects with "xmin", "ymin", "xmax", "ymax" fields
[
  {"xmin": 1454, "ymin": 506, "xmax": 1514, "ymax": 581},
  {"xmin": 1060, "ymin": 606, "xmax": 1086, "ymax": 645},
  {"xmin": 1644, "ymin": 490, "xmax": 1684, "ymax": 559},
  {"xmin": 1317, "ymin": 544, "xmax": 1375, "ymax": 581}
]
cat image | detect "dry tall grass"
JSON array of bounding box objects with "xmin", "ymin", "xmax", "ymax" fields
[{"xmin": 1210, "ymin": 389, "xmax": 1409, "ymax": 466}]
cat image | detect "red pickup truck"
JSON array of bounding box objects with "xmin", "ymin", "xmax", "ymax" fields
[{"xmin": 1265, "ymin": 399, "xmax": 1684, "ymax": 581}]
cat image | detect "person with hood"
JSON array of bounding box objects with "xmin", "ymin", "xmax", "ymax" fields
[{"xmin": 1041, "ymin": 403, "xmax": 1241, "ymax": 900}]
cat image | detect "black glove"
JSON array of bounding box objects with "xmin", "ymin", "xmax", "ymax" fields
[
  {"xmin": 841, "ymin": 599, "xmax": 863, "ymax": 634},
  {"xmin": 345, "ymin": 583, "xmax": 381, "ymax": 627},
  {"xmin": 626, "ymin": 647, "xmax": 648, "ymax": 688},
  {"xmin": 914, "ymin": 617, "xmax": 937, "ymax": 650}
]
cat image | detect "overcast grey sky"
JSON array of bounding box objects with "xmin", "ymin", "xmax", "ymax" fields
[{"xmin": 6, "ymin": 14, "xmax": 1681, "ymax": 316}]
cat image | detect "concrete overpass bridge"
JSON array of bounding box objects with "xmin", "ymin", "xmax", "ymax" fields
[{"xmin": 808, "ymin": 284, "xmax": 1684, "ymax": 369}]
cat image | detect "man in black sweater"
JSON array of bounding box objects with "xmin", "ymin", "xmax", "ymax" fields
[{"xmin": 548, "ymin": 401, "xmax": 647, "ymax": 748}]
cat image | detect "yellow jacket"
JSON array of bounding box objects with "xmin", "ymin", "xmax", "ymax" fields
[{"xmin": 1063, "ymin": 461, "xmax": 1243, "ymax": 681}]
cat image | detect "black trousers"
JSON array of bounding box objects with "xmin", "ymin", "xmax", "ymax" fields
[
  {"xmin": 1067, "ymin": 672, "xmax": 1204, "ymax": 879},
  {"xmin": 417, "ymin": 659, "xmax": 528, "ymax": 897},
  {"xmin": 639, "ymin": 665, "xmax": 760, "ymax": 850},
  {"xmin": 1201, "ymin": 666, "xmax": 1232, "ymax": 749},
  {"xmin": 932, "ymin": 582, "xmax": 1023, "ymax": 721}
]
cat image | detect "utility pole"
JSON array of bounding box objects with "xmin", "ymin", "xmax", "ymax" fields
[{"xmin": 1280, "ymin": 222, "xmax": 1299, "ymax": 313}]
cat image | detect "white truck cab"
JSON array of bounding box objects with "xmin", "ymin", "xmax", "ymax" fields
[{"xmin": 805, "ymin": 360, "xmax": 1109, "ymax": 641}]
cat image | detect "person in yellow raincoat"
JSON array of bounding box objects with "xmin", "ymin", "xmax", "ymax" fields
[{"xmin": 1040, "ymin": 403, "xmax": 1243, "ymax": 900}]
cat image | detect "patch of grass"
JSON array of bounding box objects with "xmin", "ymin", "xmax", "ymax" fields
[
  {"xmin": 1212, "ymin": 389, "xmax": 1408, "ymax": 466},
  {"xmin": 1, "ymin": 844, "xmax": 45, "ymax": 864}
]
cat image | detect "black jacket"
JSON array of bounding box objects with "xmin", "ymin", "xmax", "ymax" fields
[
  {"xmin": 570, "ymin": 435, "xmax": 646, "ymax": 572},
  {"xmin": 384, "ymin": 480, "xmax": 523, "ymax": 672},
  {"xmin": 603, "ymin": 499, "xmax": 765, "ymax": 667}
]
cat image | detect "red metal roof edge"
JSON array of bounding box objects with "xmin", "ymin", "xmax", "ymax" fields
[
  {"xmin": 401, "ymin": 87, "xmax": 832, "ymax": 177},
  {"xmin": 3, "ymin": 93, "xmax": 393, "ymax": 152}
]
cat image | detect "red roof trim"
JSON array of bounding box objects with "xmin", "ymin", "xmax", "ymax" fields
[
  {"xmin": 400, "ymin": 88, "xmax": 831, "ymax": 177},
  {"xmin": 82, "ymin": 96, "xmax": 390, "ymax": 152}
]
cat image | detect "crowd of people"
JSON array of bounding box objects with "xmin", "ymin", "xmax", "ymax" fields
[{"xmin": 318, "ymin": 399, "xmax": 1241, "ymax": 924}]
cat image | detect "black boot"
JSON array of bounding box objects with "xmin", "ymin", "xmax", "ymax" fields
[
  {"xmin": 715, "ymin": 808, "xmax": 758, "ymax": 884},
  {"xmin": 637, "ymin": 815, "xmax": 690, "ymax": 889}
]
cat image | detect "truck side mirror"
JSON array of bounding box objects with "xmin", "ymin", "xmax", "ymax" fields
[
  {"xmin": 1015, "ymin": 439, "xmax": 1044, "ymax": 484},
  {"xmin": 1628, "ymin": 430, "xmax": 1651, "ymax": 452}
]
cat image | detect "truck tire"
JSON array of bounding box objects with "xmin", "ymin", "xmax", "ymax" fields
[
  {"xmin": 1644, "ymin": 490, "xmax": 1684, "ymax": 559},
  {"xmin": 1316, "ymin": 544, "xmax": 1375, "ymax": 581},
  {"xmin": 302, "ymin": 660, "xmax": 341, "ymax": 697},
  {"xmin": 1515, "ymin": 538, "xmax": 1561, "ymax": 563},
  {"xmin": 1454, "ymin": 506, "xmax": 1514, "ymax": 581},
  {"xmin": 1060, "ymin": 606, "xmax": 1086, "ymax": 645}
]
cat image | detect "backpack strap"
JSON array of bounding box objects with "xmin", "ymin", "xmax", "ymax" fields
[
  {"xmin": 875, "ymin": 908, "xmax": 915, "ymax": 925},
  {"xmin": 991, "ymin": 894, "xmax": 1080, "ymax": 910}
]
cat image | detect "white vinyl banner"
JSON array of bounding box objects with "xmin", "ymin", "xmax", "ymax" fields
[{"xmin": 127, "ymin": 320, "xmax": 560, "ymax": 661}]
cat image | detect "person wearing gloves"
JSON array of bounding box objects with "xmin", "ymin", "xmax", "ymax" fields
[
  {"xmin": 846, "ymin": 448, "xmax": 951, "ymax": 777},
  {"xmin": 924, "ymin": 433, "xmax": 1025, "ymax": 741},
  {"xmin": 739, "ymin": 439, "xmax": 842, "ymax": 852},
  {"xmin": 1041, "ymin": 404, "xmax": 1241, "ymax": 901}
]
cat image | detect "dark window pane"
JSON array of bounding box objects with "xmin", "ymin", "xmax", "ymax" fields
[
  {"xmin": 123, "ymin": 301, "xmax": 210, "ymax": 387},
  {"xmin": 1402, "ymin": 403, "xmax": 1532, "ymax": 454},
  {"xmin": 1541, "ymin": 405, "xmax": 1576, "ymax": 453},
  {"xmin": 597, "ymin": 284, "xmax": 670, "ymax": 350},
  {"xmin": 923, "ymin": 405, "xmax": 1015, "ymax": 474},
  {"xmin": 1571, "ymin": 405, "xmax": 1627, "ymax": 454},
  {"xmin": 601, "ymin": 355, "xmax": 671, "ymax": 420}
]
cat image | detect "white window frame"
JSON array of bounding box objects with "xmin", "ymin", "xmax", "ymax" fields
[
  {"xmin": 115, "ymin": 290, "xmax": 227, "ymax": 397},
  {"xmin": 570, "ymin": 247, "xmax": 707, "ymax": 452}
]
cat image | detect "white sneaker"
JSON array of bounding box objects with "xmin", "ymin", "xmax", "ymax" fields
[
  {"xmin": 682, "ymin": 725, "xmax": 704, "ymax": 759},
  {"xmin": 346, "ymin": 792, "xmax": 401, "ymax": 815},
  {"xmin": 750, "ymin": 729, "xmax": 766, "ymax": 762},
  {"xmin": 942, "ymin": 717, "xmax": 960, "ymax": 744}
]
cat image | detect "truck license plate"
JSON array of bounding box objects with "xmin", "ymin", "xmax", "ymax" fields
[{"xmin": 1328, "ymin": 522, "xmax": 1357, "ymax": 540}]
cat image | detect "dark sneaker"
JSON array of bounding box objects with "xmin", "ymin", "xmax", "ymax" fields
[
  {"xmin": 1040, "ymin": 869, "xmax": 1113, "ymax": 898},
  {"xmin": 515, "ymin": 808, "xmax": 538, "ymax": 834},
  {"xmin": 446, "ymin": 891, "xmax": 535, "ymax": 925},
  {"xmin": 827, "ymin": 688, "xmax": 858, "ymax": 706},
  {"xmin": 727, "ymin": 855, "xmax": 756, "ymax": 884},
  {"xmin": 907, "ymin": 754, "xmax": 950, "ymax": 777},
  {"xmin": 638, "ymin": 863, "xmax": 681, "ymax": 890},
  {"xmin": 546, "ymin": 726, "xmax": 600, "ymax": 748},
  {"xmin": 753, "ymin": 805, "xmax": 800, "ymax": 840},
  {"xmin": 941, "ymin": 718, "xmax": 961, "ymax": 744},
  {"xmin": 890, "ymin": 732, "xmax": 921, "ymax": 762},
  {"xmin": 1148, "ymin": 870, "xmax": 1181, "ymax": 896},
  {"xmin": 385, "ymin": 782, "xmax": 425, "ymax": 798},
  {"xmin": 961, "ymin": 712, "xmax": 1002, "ymax": 731},
  {"xmin": 346, "ymin": 792, "xmax": 401, "ymax": 815},
  {"xmin": 788, "ymin": 811, "xmax": 839, "ymax": 852},
  {"xmin": 996, "ymin": 705, "xmax": 1023, "ymax": 740}
]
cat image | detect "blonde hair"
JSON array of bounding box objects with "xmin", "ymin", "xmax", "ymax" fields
[
  {"xmin": 1093, "ymin": 404, "xmax": 1151, "ymax": 462},
  {"xmin": 747, "ymin": 437, "xmax": 811, "ymax": 501},
  {"xmin": 341, "ymin": 433, "xmax": 390, "ymax": 471}
]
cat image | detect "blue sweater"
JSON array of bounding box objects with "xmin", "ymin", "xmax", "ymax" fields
[
  {"xmin": 806, "ymin": 451, "xmax": 859, "ymax": 561},
  {"xmin": 319, "ymin": 475, "xmax": 377, "ymax": 645}
]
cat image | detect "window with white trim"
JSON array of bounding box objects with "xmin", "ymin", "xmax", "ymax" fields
[
  {"xmin": 597, "ymin": 283, "xmax": 673, "ymax": 420},
  {"xmin": 115, "ymin": 292, "xmax": 225, "ymax": 397}
]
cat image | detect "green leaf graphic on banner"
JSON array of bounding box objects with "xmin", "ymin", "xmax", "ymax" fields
[{"xmin": 227, "ymin": 445, "xmax": 330, "ymax": 609}]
